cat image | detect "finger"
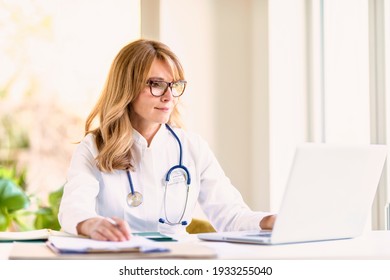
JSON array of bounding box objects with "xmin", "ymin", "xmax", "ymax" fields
[
  {"xmin": 90, "ymin": 230, "xmax": 108, "ymax": 241},
  {"xmin": 97, "ymin": 226, "xmax": 123, "ymax": 242},
  {"xmin": 102, "ymin": 218, "xmax": 130, "ymax": 241},
  {"xmin": 111, "ymin": 217, "xmax": 131, "ymax": 240}
]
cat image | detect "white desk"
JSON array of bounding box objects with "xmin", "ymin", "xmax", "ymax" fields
[
  {"xmin": 0, "ymin": 243, "xmax": 12, "ymax": 260},
  {"xmin": 197, "ymin": 230, "xmax": 390, "ymax": 259},
  {"xmin": 1, "ymin": 230, "xmax": 390, "ymax": 259}
]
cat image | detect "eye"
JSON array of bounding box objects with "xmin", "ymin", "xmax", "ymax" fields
[
  {"xmin": 172, "ymin": 81, "xmax": 186, "ymax": 90},
  {"xmin": 149, "ymin": 80, "xmax": 165, "ymax": 88}
]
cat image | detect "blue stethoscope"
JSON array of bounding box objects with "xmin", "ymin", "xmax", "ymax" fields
[{"xmin": 126, "ymin": 124, "xmax": 191, "ymax": 226}]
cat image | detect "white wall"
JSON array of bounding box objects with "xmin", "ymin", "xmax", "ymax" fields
[{"xmin": 268, "ymin": 0, "xmax": 308, "ymax": 210}]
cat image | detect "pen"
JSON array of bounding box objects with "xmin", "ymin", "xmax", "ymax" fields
[
  {"xmin": 106, "ymin": 217, "xmax": 118, "ymax": 227},
  {"xmin": 106, "ymin": 217, "xmax": 132, "ymax": 241}
]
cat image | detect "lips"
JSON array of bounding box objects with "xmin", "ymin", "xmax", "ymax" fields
[{"xmin": 155, "ymin": 107, "xmax": 170, "ymax": 112}]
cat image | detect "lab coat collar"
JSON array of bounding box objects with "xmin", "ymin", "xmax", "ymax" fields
[{"xmin": 132, "ymin": 124, "xmax": 167, "ymax": 148}]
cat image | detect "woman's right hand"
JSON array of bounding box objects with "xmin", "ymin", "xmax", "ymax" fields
[{"xmin": 76, "ymin": 216, "xmax": 131, "ymax": 241}]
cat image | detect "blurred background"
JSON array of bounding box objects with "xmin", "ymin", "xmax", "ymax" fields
[{"xmin": 1, "ymin": 0, "xmax": 390, "ymax": 230}]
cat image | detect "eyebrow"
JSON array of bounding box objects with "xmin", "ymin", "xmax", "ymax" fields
[{"xmin": 147, "ymin": 76, "xmax": 166, "ymax": 81}]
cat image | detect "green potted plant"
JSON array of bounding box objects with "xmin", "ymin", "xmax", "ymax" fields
[
  {"xmin": 0, "ymin": 178, "xmax": 30, "ymax": 231},
  {"xmin": 0, "ymin": 166, "xmax": 64, "ymax": 232},
  {"xmin": 34, "ymin": 186, "xmax": 63, "ymax": 230}
]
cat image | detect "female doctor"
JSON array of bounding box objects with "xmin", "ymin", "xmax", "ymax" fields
[{"xmin": 58, "ymin": 39, "xmax": 275, "ymax": 241}]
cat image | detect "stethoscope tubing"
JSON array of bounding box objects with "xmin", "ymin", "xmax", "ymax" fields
[
  {"xmin": 164, "ymin": 123, "xmax": 191, "ymax": 184},
  {"xmin": 126, "ymin": 169, "xmax": 136, "ymax": 195},
  {"xmin": 125, "ymin": 124, "xmax": 191, "ymax": 226}
]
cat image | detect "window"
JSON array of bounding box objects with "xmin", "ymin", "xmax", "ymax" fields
[
  {"xmin": 0, "ymin": 0, "xmax": 140, "ymax": 196},
  {"xmin": 308, "ymin": 0, "xmax": 389, "ymax": 229}
]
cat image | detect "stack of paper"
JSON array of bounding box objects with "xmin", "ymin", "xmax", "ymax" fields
[
  {"xmin": 7, "ymin": 233, "xmax": 217, "ymax": 259},
  {"xmin": 46, "ymin": 235, "xmax": 169, "ymax": 254}
]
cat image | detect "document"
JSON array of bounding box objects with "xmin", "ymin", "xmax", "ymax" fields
[
  {"xmin": 9, "ymin": 240, "xmax": 217, "ymax": 259},
  {"xmin": 46, "ymin": 235, "xmax": 169, "ymax": 254},
  {"xmin": 132, "ymin": 232, "xmax": 177, "ymax": 242},
  {"xmin": 0, "ymin": 229, "xmax": 73, "ymax": 242}
]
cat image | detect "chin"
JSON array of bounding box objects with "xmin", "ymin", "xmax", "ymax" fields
[{"xmin": 156, "ymin": 117, "xmax": 170, "ymax": 124}]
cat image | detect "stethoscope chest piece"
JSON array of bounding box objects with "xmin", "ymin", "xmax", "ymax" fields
[{"xmin": 127, "ymin": 191, "xmax": 143, "ymax": 207}]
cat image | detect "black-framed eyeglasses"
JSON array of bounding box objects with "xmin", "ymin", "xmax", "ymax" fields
[{"xmin": 146, "ymin": 79, "xmax": 187, "ymax": 97}]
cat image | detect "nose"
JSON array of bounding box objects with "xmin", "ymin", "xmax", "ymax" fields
[{"xmin": 161, "ymin": 87, "xmax": 174, "ymax": 101}]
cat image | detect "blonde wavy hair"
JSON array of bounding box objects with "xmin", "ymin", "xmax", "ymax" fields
[{"xmin": 85, "ymin": 39, "xmax": 185, "ymax": 172}]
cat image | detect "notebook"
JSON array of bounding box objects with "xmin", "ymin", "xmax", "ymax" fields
[
  {"xmin": 198, "ymin": 143, "xmax": 387, "ymax": 245},
  {"xmin": 0, "ymin": 229, "xmax": 74, "ymax": 242}
]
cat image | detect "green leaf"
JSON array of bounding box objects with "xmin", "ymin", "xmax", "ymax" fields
[
  {"xmin": 0, "ymin": 166, "xmax": 27, "ymax": 191},
  {"xmin": 34, "ymin": 207, "xmax": 60, "ymax": 230},
  {"xmin": 48, "ymin": 186, "xmax": 63, "ymax": 210},
  {"xmin": 0, "ymin": 179, "xmax": 30, "ymax": 212},
  {"xmin": 0, "ymin": 208, "xmax": 10, "ymax": 231}
]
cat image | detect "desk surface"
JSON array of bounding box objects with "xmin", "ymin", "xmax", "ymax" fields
[
  {"xmin": 1, "ymin": 230, "xmax": 390, "ymax": 260},
  {"xmin": 199, "ymin": 230, "xmax": 390, "ymax": 259}
]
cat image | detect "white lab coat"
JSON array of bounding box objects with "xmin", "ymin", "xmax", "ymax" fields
[{"xmin": 58, "ymin": 125, "xmax": 270, "ymax": 235}]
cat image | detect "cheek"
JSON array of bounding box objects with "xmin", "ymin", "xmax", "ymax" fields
[
  {"xmin": 133, "ymin": 93, "xmax": 153, "ymax": 111},
  {"xmin": 134, "ymin": 102, "xmax": 153, "ymax": 119},
  {"xmin": 132, "ymin": 99, "xmax": 142, "ymax": 115}
]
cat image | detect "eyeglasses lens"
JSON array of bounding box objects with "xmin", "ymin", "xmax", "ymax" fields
[{"xmin": 149, "ymin": 80, "xmax": 186, "ymax": 97}]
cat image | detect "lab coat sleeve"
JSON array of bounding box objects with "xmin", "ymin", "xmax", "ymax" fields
[
  {"xmin": 58, "ymin": 135, "xmax": 102, "ymax": 235},
  {"xmin": 195, "ymin": 136, "xmax": 271, "ymax": 231}
]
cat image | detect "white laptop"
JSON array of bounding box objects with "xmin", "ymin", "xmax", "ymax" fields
[{"xmin": 198, "ymin": 143, "xmax": 387, "ymax": 245}]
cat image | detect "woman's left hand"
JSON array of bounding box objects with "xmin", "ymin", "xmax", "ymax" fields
[{"xmin": 259, "ymin": 215, "xmax": 276, "ymax": 230}]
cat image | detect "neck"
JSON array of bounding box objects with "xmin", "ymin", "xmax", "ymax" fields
[{"xmin": 134, "ymin": 123, "xmax": 161, "ymax": 146}]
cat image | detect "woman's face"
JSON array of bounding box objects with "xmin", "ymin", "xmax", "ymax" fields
[{"xmin": 131, "ymin": 59, "xmax": 179, "ymax": 132}]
